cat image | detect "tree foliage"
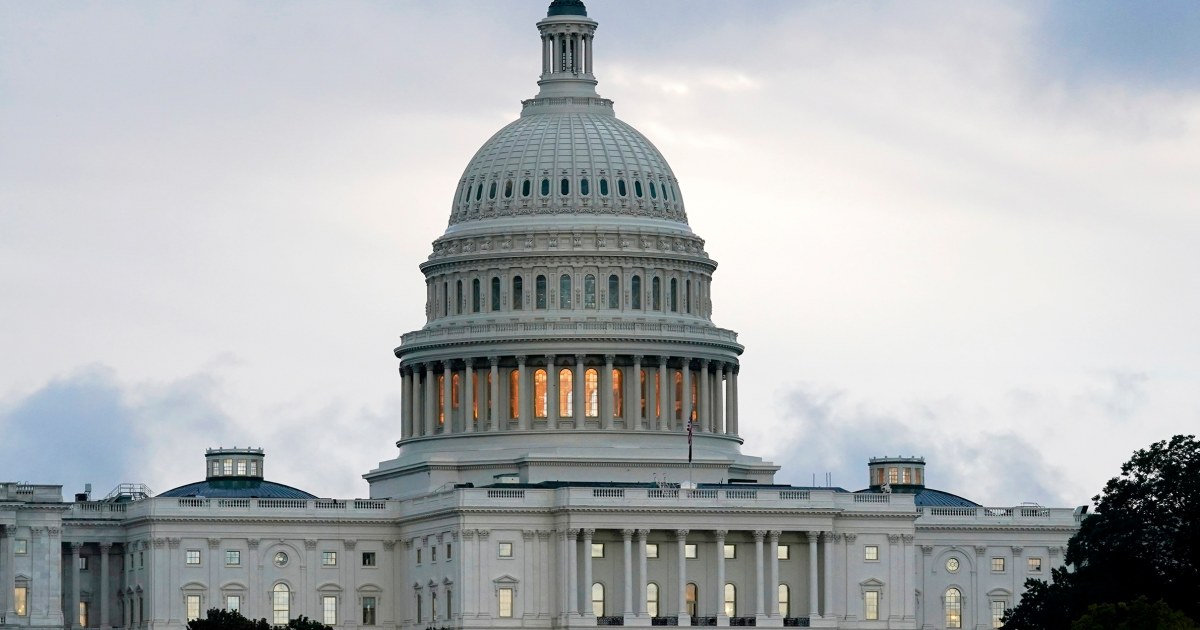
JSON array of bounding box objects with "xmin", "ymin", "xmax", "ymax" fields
[
  {"xmin": 1071, "ymin": 597, "xmax": 1198, "ymax": 630},
  {"xmin": 186, "ymin": 610, "xmax": 332, "ymax": 630},
  {"xmin": 1003, "ymin": 435, "xmax": 1200, "ymax": 629}
]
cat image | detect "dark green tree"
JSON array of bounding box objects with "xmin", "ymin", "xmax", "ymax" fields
[
  {"xmin": 1003, "ymin": 435, "xmax": 1200, "ymax": 629},
  {"xmin": 187, "ymin": 609, "xmax": 269, "ymax": 630},
  {"xmin": 285, "ymin": 616, "xmax": 333, "ymax": 630},
  {"xmin": 1071, "ymin": 597, "xmax": 1198, "ymax": 630}
]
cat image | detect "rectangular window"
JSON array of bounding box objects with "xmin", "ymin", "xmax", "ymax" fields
[
  {"xmin": 223, "ymin": 459, "xmax": 233, "ymax": 475},
  {"xmin": 864, "ymin": 545, "xmax": 879, "ymax": 561},
  {"xmin": 139, "ymin": 551, "xmax": 144, "ymax": 568},
  {"xmin": 79, "ymin": 555, "xmax": 90, "ymax": 570},
  {"xmin": 15, "ymin": 586, "xmax": 28, "ymax": 616},
  {"xmin": 15, "ymin": 539, "xmax": 28, "ymax": 554},
  {"xmin": 323, "ymin": 595, "xmax": 338, "ymax": 626},
  {"xmin": 226, "ymin": 595, "xmax": 242, "ymax": 612},
  {"xmin": 592, "ymin": 543, "xmax": 605, "ymax": 558},
  {"xmin": 249, "ymin": 460, "xmax": 258, "ymax": 476},
  {"xmin": 362, "ymin": 596, "xmax": 377, "ymax": 626},
  {"xmin": 685, "ymin": 544, "xmax": 697, "ymax": 559},
  {"xmin": 79, "ymin": 601, "xmax": 90, "ymax": 626},
  {"xmin": 186, "ymin": 550, "xmax": 201, "ymax": 565},
  {"xmin": 645, "ymin": 543, "xmax": 659, "ymax": 559},
  {"xmin": 432, "ymin": 545, "xmax": 437, "ymax": 562},
  {"xmin": 991, "ymin": 600, "xmax": 1006, "ymax": 628},
  {"xmin": 991, "ymin": 557, "xmax": 1006, "ymax": 572},
  {"xmin": 864, "ymin": 591, "xmax": 879, "ymax": 620},
  {"xmin": 186, "ymin": 595, "xmax": 201, "ymax": 621},
  {"xmin": 498, "ymin": 587, "xmax": 514, "ymax": 618},
  {"xmin": 362, "ymin": 552, "xmax": 377, "ymax": 567},
  {"xmin": 323, "ymin": 551, "xmax": 338, "ymax": 566},
  {"xmin": 724, "ymin": 544, "xmax": 736, "ymax": 559},
  {"xmin": 777, "ymin": 545, "xmax": 789, "ymax": 560},
  {"xmin": 498, "ymin": 542, "xmax": 514, "ymax": 558},
  {"xmin": 237, "ymin": 460, "xmax": 247, "ymax": 475},
  {"xmin": 446, "ymin": 543, "xmax": 453, "ymax": 560},
  {"xmin": 416, "ymin": 548, "xmax": 422, "ymax": 564},
  {"xmin": 226, "ymin": 550, "xmax": 241, "ymax": 566},
  {"xmin": 1028, "ymin": 557, "xmax": 1042, "ymax": 572}
]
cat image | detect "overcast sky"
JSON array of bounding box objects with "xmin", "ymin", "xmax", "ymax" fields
[{"xmin": 2, "ymin": 1, "xmax": 1198, "ymax": 507}]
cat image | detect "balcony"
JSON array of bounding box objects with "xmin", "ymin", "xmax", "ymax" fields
[
  {"xmin": 399, "ymin": 320, "xmax": 740, "ymax": 350},
  {"xmin": 66, "ymin": 497, "xmax": 400, "ymax": 521},
  {"xmin": 916, "ymin": 506, "xmax": 1081, "ymax": 527}
]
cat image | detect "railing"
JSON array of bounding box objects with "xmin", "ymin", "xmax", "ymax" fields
[
  {"xmin": 75, "ymin": 502, "xmax": 128, "ymax": 513},
  {"xmin": 486, "ymin": 489, "xmax": 526, "ymax": 499},
  {"xmin": 916, "ymin": 506, "xmax": 1079, "ymax": 526},
  {"xmin": 782, "ymin": 618, "xmax": 810, "ymax": 627},
  {"xmin": 687, "ymin": 489, "xmax": 717, "ymax": 499},
  {"xmin": 315, "ymin": 500, "xmax": 347, "ymax": 509},
  {"xmin": 217, "ymin": 499, "xmax": 249, "ymax": 508},
  {"xmin": 724, "ymin": 490, "xmax": 757, "ymax": 500},
  {"xmin": 178, "ymin": 498, "xmax": 208, "ymax": 507},
  {"xmin": 691, "ymin": 616, "xmax": 717, "ymax": 626},
  {"xmin": 729, "ymin": 617, "xmax": 757, "ymax": 626},
  {"xmin": 853, "ymin": 494, "xmax": 890, "ymax": 503},
  {"xmin": 593, "ymin": 489, "xmax": 625, "ymax": 498},
  {"xmin": 651, "ymin": 617, "xmax": 679, "ymax": 626},
  {"xmin": 597, "ymin": 616, "xmax": 625, "ymax": 626},
  {"xmin": 258, "ymin": 499, "xmax": 308, "ymax": 508},
  {"xmin": 649, "ymin": 489, "xmax": 679, "ymax": 499},
  {"xmin": 355, "ymin": 499, "xmax": 387, "ymax": 509},
  {"xmin": 400, "ymin": 321, "xmax": 740, "ymax": 347},
  {"xmin": 779, "ymin": 490, "xmax": 809, "ymax": 500}
]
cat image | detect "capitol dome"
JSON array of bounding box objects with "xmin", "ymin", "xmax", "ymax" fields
[{"xmin": 367, "ymin": 0, "xmax": 775, "ymax": 500}]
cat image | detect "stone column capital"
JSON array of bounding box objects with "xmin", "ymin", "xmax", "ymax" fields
[
  {"xmin": 477, "ymin": 529, "xmax": 491, "ymax": 540},
  {"xmin": 460, "ymin": 529, "xmax": 476, "ymax": 540},
  {"xmin": 621, "ymin": 529, "xmax": 634, "ymax": 540},
  {"xmin": 304, "ymin": 539, "xmax": 318, "ymax": 550},
  {"xmin": 567, "ymin": 528, "xmax": 581, "ymax": 537},
  {"xmin": 805, "ymin": 531, "xmax": 821, "ymax": 541},
  {"xmin": 632, "ymin": 354, "xmax": 643, "ymax": 363},
  {"xmin": 714, "ymin": 530, "xmax": 727, "ymax": 541},
  {"xmin": 208, "ymin": 537, "xmax": 221, "ymax": 549},
  {"xmin": 516, "ymin": 355, "xmax": 527, "ymax": 366},
  {"xmin": 768, "ymin": 530, "xmax": 781, "ymax": 541},
  {"xmin": 99, "ymin": 542, "xmax": 114, "ymax": 552},
  {"xmin": 488, "ymin": 355, "xmax": 500, "ymax": 366},
  {"xmin": 71, "ymin": 542, "xmax": 84, "ymax": 554},
  {"xmin": 522, "ymin": 530, "xmax": 536, "ymax": 541},
  {"xmin": 842, "ymin": 533, "xmax": 857, "ymax": 544},
  {"xmin": 699, "ymin": 358, "xmax": 710, "ymax": 368},
  {"xmin": 658, "ymin": 355, "xmax": 668, "ymax": 366},
  {"xmin": 636, "ymin": 529, "xmax": 650, "ymax": 540},
  {"xmin": 675, "ymin": 529, "xmax": 689, "ymax": 540},
  {"xmin": 575, "ymin": 353, "xmax": 586, "ymax": 361},
  {"xmin": 604, "ymin": 354, "xmax": 615, "ymax": 363},
  {"xmin": 581, "ymin": 528, "xmax": 595, "ymax": 539},
  {"xmin": 753, "ymin": 530, "xmax": 766, "ymax": 541}
]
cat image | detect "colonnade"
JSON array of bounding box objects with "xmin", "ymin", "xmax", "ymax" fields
[
  {"xmin": 541, "ymin": 29, "xmax": 593, "ymax": 77},
  {"xmin": 67, "ymin": 541, "xmax": 116, "ymax": 629},
  {"xmin": 0, "ymin": 526, "xmax": 66, "ymax": 627},
  {"xmin": 398, "ymin": 355, "xmax": 739, "ymax": 440}
]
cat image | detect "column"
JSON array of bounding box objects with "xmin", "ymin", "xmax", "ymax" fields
[
  {"xmin": 48, "ymin": 528, "xmax": 63, "ymax": 626},
  {"xmin": 601, "ymin": 355, "xmax": 615, "ymax": 429},
  {"xmin": 517, "ymin": 356, "xmax": 530, "ymax": 430},
  {"xmin": 636, "ymin": 530, "xmax": 649, "ymax": 617},
  {"xmin": 681, "ymin": 360, "xmax": 692, "ymax": 429},
  {"xmin": 581, "ymin": 529, "xmax": 595, "ymax": 616},
  {"xmin": 714, "ymin": 530, "xmax": 727, "ymax": 622},
  {"xmin": 807, "ymin": 532, "xmax": 819, "ymax": 619},
  {"xmin": 2, "ymin": 526, "xmax": 14, "ymax": 617},
  {"xmin": 410, "ymin": 368, "xmax": 423, "ymax": 436},
  {"xmin": 585, "ymin": 34, "xmax": 593, "ymax": 74},
  {"xmin": 660, "ymin": 357, "xmax": 673, "ymax": 430},
  {"xmin": 566, "ymin": 530, "xmax": 579, "ymax": 618},
  {"xmin": 822, "ymin": 534, "xmax": 833, "ymax": 618},
  {"xmin": 72, "ymin": 543, "xmax": 83, "ymax": 628},
  {"xmin": 675, "ymin": 530, "xmax": 689, "ymax": 622},
  {"xmin": 464, "ymin": 360, "xmax": 475, "ymax": 433},
  {"xmin": 698, "ymin": 360, "xmax": 710, "ymax": 432},
  {"xmin": 551, "ymin": 33, "xmax": 559, "ymax": 73},
  {"xmin": 645, "ymin": 360, "xmax": 658, "ymax": 430},
  {"xmin": 753, "ymin": 531, "xmax": 765, "ymax": 618},
  {"xmin": 542, "ymin": 35, "xmax": 549, "ymax": 75},
  {"xmin": 400, "ymin": 367, "xmax": 412, "ymax": 438},
  {"xmin": 729, "ymin": 368, "xmax": 739, "ymax": 435},
  {"xmin": 628, "ymin": 356, "xmax": 642, "ymax": 429},
  {"xmin": 424, "ymin": 363, "xmax": 437, "ymax": 435},
  {"xmin": 442, "ymin": 362, "xmax": 453, "ymax": 433},
  {"xmin": 622, "ymin": 530, "xmax": 634, "ymax": 617},
  {"xmin": 546, "ymin": 355, "xmax": 559, "ymax": 426},
  {"xmin": 489, "ymin": 357, "xmax": 501, "ymax": 432},
  {"xmin": 100, "ymin": 543, "xmax": 112, "ymax": 629},
  {"xmin": 713, "ymin": 363, "xmax": 725, "ymax": 434},
  {"xmin": 768, "ymin": 532, "xmax": 780, "ymax": 619},
  {"xmin": 574, "ymin": 355, "xmax": 586, "ymax": 428}
]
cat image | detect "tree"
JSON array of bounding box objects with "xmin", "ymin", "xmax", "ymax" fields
[
  {"xmin": 1071, "ymin": 597, "xmax": 1198, "ymax": 630},
  {"xmin": 1003, "ymin": 435, "xmax": 1200, "ymax": 629},
  {"xmin": 285, "ymin": 616, "xmax": 332, "ymax": 630},
  {"xmin": 187, "ymin": 609, "xmax": 269, "ymax": 630}
]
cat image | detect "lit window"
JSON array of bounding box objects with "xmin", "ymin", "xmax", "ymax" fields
[
  {"xmin": 322, "ymin": 595, "xmax": 337, "ymax": 626},
  {"xmin": 778, "ymin": 584, "xmax": 790, "ymax": 617},
  {"xmin": 591, "ymin": 583, "xmax": 605, "ymax": 617},
  {"xmin": 991, "ymin": 600, "xmax": 1006, "ymax": 628},
  {"xmin": 226, "ymin": 595, "xmax": 241, "ymax": 612},
  {"xmin": 498, "ymin": 588, "xmax": 514, "ymax": 618},
  {"xmin": 723, "ymin": 583, "xmax": 736, "ymax": 617},
  {"xmin": 79, "ymin": 602, "xmax": 89, "ymax": 626},
  {"xmin": 607, "ymin": 274, "xmax": 620, "ymax": 309},
  {"xmin": 902, "ymin": 467, "xmax": 911, "ymax": 483},
  {"xmin": 559, "ymin": 368, "xmax": 574, "ymax": 417},
  {"xmin": 249, "ymin": 460, "xmax": 258, "ymax": 476},
  {"xmin": 362, "ymin": 596, "xmax": 377, "ymax": 626},
  {"xmin": 534, "ymin": 369, "xmax": 548, "ymax": 418},
  {"xmin": 777, "ymin": 545, "xmax": 789, "ymax": 560},
  {"xmin": 560, "ymin": 274, "xmax": 572, "ymax": 309},
  {"xmin": 186, "ymin": 550, "xmax": 201, "ymax": 566},
  {"xmin": 686, "ymin": 583, "xmax": 698, "ymax": 617},
  {"xmin": 226, "ymin": 550, "xmax": 241, "ymax": 566},
  {"xmin": 273, "ymin": 584, "xmax": 290, "ymax": 626},
  {"xmin": 992, "ymin": 557, "xmax": 1006, "ymax": 572},
  {"xmin": 945, "ymin": 588, "xmax": 962, "ymax": 629},
  {"xmin": 512, "ymin": 276, "xmax": 524, "ymax": 310},
  {"xmin": 223, "ymin": 459, "xmax": 233, "ymax": 475},
  {"xmin": 612, "ymin": 369, "xmax": 624, "ymax": 417},
  {"xmin": 186, "ymin": 595, "xmax": 201, "ymax": 621},
  {"xmin": 864, "ymin": 590, "xmax": 879, "ymax": 620},
  {"xmin": 646, "ymin": 583, "xmax": 660, "ymax": 617},
  {"xmin": 585, "ymin": 368, "xmax": 599, "ymax": 417},
  {"xmin": 237, "ymin": 460, "xmax": 247, "ymax": 476},
  {"xmin": 1028, "ymin": 557, "xmax": 1042, "ymax": 572},
  {"xmin": 536, "ymin": 275, "xmax": 547, "ymax": 309},
  {"xmin": 591, "ymin": 543, "xmax": 605, "ymax": 558},
  {"xmin": 323, "ymin": 551, "xmax": 337, "ymax": 567},
  {"xmin": 645, "ymin": 543, "xmax": 658, "ymax": 558},
  {"xmin": 362, "ymin": 552, "xmax": 376, "ymax": 567},
  {"xmin": 498, "ymin": 542, "xmax": 514, "ymax": 558},
  {"xmin": 864, "ymin": 545, "xmax": 879, "ymax": 561},
  {"xmin": 509, "ymin": 370, "xmax": 520, "ymax": 419},
  {"xmin": 15, "ymin": 539, "xmax": 28, "ymax": 554},
  {"xmin": 724, "ymin": 544, "xmax": 736, "ymax": 559},
  {"xmin": 888, "ymin": 467, "xmax": 898, "ymax": 484},
  {"xmin": 584, "ymin": 274, "xmax": 596, "ymax": 309},
  {"xmin": 685, "ymin": 544, "xmax": 697, "ymax": 559},
  {"xmin": 15, "ymin": 585, "xmax": 28, "ymax": 616}
]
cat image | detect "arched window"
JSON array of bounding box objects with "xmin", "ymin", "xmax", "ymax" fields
[
  {"xmin": 639, "ymin": 369, "xmax": 647, "ymax": 419},
  {"xmin": 559, "ymin": 368, "xmax": 573, "ymax": 417},
  {"xmin": 504, "ymin": 180, "xmax": 513, "ymax": 198},
  {"xmin": 472, "ymin": 278, "xmax": 481, "ymax": 313},
  {"xmin": 431, "ymin": 592, "xmax": 438, "ymax": 621},
  {"xmin": 472, "ymin": 371, "xmax": 480, "ymax": 421},
  {"xmin": 646, "ymin": 583, "xmax": 660, "ymax": 618},
  {"xmin": 451, "ymin": 373, "xmax": 460, "ymax": 410},
  {"xmin": 652, "ymin": 277, "xmax": 662, "ymax": 310},
  {"xmin": 690, "ymin": 377, "xmax": 698, "ymax": 421},
  {"xmin": 559, "ymin": 274, "xmax": 572, "ymax": 309},
  {"xmin": 945, "ymin": 588, "xmax": 962, "ymax": 629},
  {"xmin": 456, "ymin": 280, "xmax": 463, "ymax": 314},
  {"xmin": 634, "ymin": 180, "xmax": 644, "ymax": 197},
  {"xmin": 685, "ymin": 279, "xmax": 692, "ymax": 314},
  {"xmin": 591, "ymin": 583, "xmax": 605, "ymax": 617},
  {"xmin": 460, "ymin": 183, "xmax": 470, "ymax": 204},
  {"xmin": 723, "ymin": 583, "xmax": 736, "ymax": 618},
  {"xmin": 540, "ymin": 178, "xmax": 550, "ymax": 196},
  {"xmin": 650, "ymin": 181, "xmax": 658, "ymax": 199},
  {"xmin": 617, "ymin": 178, "xmax": 627, "ymax": 197},
  {"xmin": 599, "ymin": 178, "xmax": 609, "ymax": 196},
  {"xmin": 560, "ymin": 178, "xmax": 570, "ymax": 196},
  {"xmin": 607, "ymin": 274, "xmax": 620, "ymax": 309},
  {"xmin": 631, "ymin": 275, "xmax": 642, "ymax": 309},
  {"xmin": 475, "ymin": 183, "xmax": 483, "ymax": 201},
  {"xmin": 686, "ymin": 583, "xmax": 698, "ymax": 618},
  {"xmin": 585, "ymin": 368, "xmax": 599, "ymax": 417},
  {"xmin": 509, "ymin": 370, "xmax": 520, "ymax": 419},
  {"xmin": 534, "ymin": 369, "xmax": 548, "ymax": 418},
  {"xmin": 488, "ymin": 181, "xmax": 497, "ymax": 199},
  {"xmin": 437, "ymin": 374, "xmax": 445, "ymax": 425},
  {"xmin": 272, "ymin": 584, "xmax": 290, "ymax": 626},
  {"xmin": 442, "ymin": 281, "xmax": 448, "ymax": 316},
  {"xmin": 584, "ymin": 274, "xmax": 596, "ymax": 309},
  {"xmin": 512, "ymin": 276, "xmax": 524, "ymax": 310},
  {"xmin": 674, "ymin": 371, "xmax": 683, "ymax": 421},
  {"xmin": 522, "ymin": 179, "xmax": 531, "ymax": 197},
  {"xmin": 669, "ymin": 278, "xmax": 678, "ymax": 312},
  {"xmin": 612, "ymin": 369, "xmax": 623, "ymax": 417},
  {"xmin": 536, "ymin": 275, "xmax": 547, "ymax": 309},
  {"xmin": 491, "ymin": 277, "xmax": 501, "ymax": 311},
  {"xmin": 416, "ymin": 593, "xmax": 423, "ymax": 624},
  {"xmin": 580, "ymin": 178, "xmax": 590, "ymax": 195},
  {"xmin": 778, "ymin": 584, "xmax": 790, "ymax": 617}
]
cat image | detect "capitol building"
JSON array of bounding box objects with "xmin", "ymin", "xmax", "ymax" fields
[{"xmin": 1, "ymin": 2, "xmax": 1080, "ymax": 629}]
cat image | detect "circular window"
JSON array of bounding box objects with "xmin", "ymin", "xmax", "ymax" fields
[
  {"xmin": 946, "ymin": 557, "xmax": 959, "ymax": 573},
  {"xmin": 274, "ymin": 552, "xmax": 289, "ymax": 567}
]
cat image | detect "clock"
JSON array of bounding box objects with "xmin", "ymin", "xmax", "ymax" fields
[
  {"xmin": 274, "ymin": 551, "xmax": 289, "ymax": 567},
  {"xmin": 946, "ymin": 557, "xmax": 960, "ymax": 573}
]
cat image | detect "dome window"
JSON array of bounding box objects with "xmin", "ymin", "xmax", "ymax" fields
[
  {"xmin": 475, "ymin": 183, "xmax": 483, "ymax": 202},
  {"xmin": 504, "ymin": 180, "xmax": 513, "ymax": 198},
  {"xmin": 560, "ymin": 178, "xmax": 570, "ymax": 196},
  {"xmin": 559, "ymin": 274, "xmax": 572, "ymax": 309},
  {"xmin": 652, "ymin": 277, "xmax": 661, "ymax": 310},
  {"xmin": 472, "ymin": 278, "xmax": 482, "ymax": 313},
  {"xmin": 634, "ymin": 180, "xmax": 644, "ymax": 198},
  {"xmin": 512, "ymin": 276, "xmax": 524, "ymax": 310},
  {"xmin": 491, "ymin": 277, "xmax": 501, "ymax": 311},
  {"xmin": 617, "ymin": 179, "xmax": 627, "ymax": 197},
  {"xmin": 580, "ymin": 178, "xmax": 590, "ymax": 196},
  {"xmin": 522, "ymin": 179, "xmax": 532, "ymax": 197},
  {"xmin": 631, "ymin": 275, "xmax": 642, "ymax": 309},
  {"xmin": 607, "ymin": 275, "xmax": 620, "ymax": 309},
  {"xmin": 540, "ymin": 178, "xmax": 551, "ymax": 196},
  {"xmin": 488, "ymin": 182, "xmax": 497, "ymax": 200},
  {"xmin": 599, "ymin": 178, "xmax": 609, "ymax": 196},
  {"xmin": 535, "ymin": 275, "xmax": 547, "ymax": 309},
  {"xmin": 584, "ymin": 274, "xmax": 596, "ymax": 309},
  {"xmin": 649, "ymin": 182, "xmax": 658, "ymax": 199}
]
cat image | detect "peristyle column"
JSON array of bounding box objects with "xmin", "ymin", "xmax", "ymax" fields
[
  {"xmin": 100, "ymin": 543, "xmax": 112, "ymax": 629},
  {"xmin": 713, "ymin": 363, "xmax": 725, "ymax": 434},
  {"xmin": 636, "ymin": 530, "xmax": 649, "ymax": 617},
  {"xmin": 581, "ymin": 529, "xmax": 595, "ymax": 615},
  {"xmin": 489, "ymin": 357, "xmax": 501, "ymax": 431},
  {"xmin": 675, "ymin": 530, "xmax": 690, "ymax": 622},
  {"xmin": 574, "ymin": 355, "xmax": 586, "ymax": 428},
  {"xmin": 753, "ymin": 531, "xmax": 765, "ymax": 618},
  {"xmin": 768, "ymin": 531, "xmax": 781, "ymax": 618},
  {"xmin": 714, "ymin": 530, "xmax": 728, "ymax": 622},
  {"xmin": 807, "ymin": 532, "xmax": 820, "ymax": 619},
  {"xmin": 601, "ymin": 355, "xmax": 615, "ymax": 429},
  {"xmin": 622, "ymin": 530, "xmax": 634, "ymax": 617},
  {"xmin": 463, "ymin": 359, "xmax": 475, "ymax": 432}
]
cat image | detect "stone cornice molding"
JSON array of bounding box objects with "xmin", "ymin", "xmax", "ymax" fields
[
  {"xmin": 843, "ymin": 533, "xmax": 857, "ymax": 544},
  {"xmin": 246, "ymin": 538, "xmax": 260, "ymax": 549},
  {"xmin": 522, "ymin": 530, "xmax": 536, "ymax": 540},
  {"xmin": 304, "ymin": 539, "xmax": 318, "ymax": 550}
]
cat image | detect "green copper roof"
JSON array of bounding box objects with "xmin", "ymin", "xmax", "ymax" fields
[{"xmin": 547, "ymin": 0, "xmax": 587, "ymax": 17}]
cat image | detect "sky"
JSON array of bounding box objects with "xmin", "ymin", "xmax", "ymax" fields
[{"xmin": 2, "ymin": 1, "xmax": 1198, "ymax": 507}]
